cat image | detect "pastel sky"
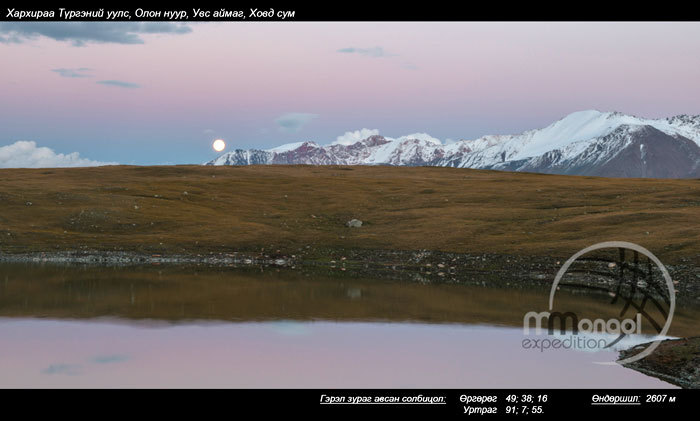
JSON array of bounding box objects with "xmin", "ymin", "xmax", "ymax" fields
[{"xmin": 1, "ymin": 22, "xmax": 700, "ymax": 165}]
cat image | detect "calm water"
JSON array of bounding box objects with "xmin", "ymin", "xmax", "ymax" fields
[{"xmin": 1, "ymin": 263, "xmax": 694, "ymax": 388}]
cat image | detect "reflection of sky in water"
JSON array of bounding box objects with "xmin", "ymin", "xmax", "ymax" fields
[
  {"xmin": 267, "ymin": 320, "xmax": 313, "ymax": 336},
  {"xmin": 0, "ymin": 318, "xmax": 676, "ymax": 388}
]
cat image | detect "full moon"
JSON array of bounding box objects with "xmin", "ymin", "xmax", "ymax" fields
[{"xmin": 212, "ymin": 139, "xmax": 226, "ymax": 152}]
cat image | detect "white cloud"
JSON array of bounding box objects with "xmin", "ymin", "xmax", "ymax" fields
[
  {"xmin": 333, "ymin": 128, "xmax": 380, "ymax": 145},
  {"xmin": 0, "ymin": 141, "xmax": 116, "ymax": 168}
]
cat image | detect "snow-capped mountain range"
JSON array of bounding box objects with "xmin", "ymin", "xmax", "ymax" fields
[{"xmin": 205, "ymin": 110, "xmax": 700, "ymax": 178}]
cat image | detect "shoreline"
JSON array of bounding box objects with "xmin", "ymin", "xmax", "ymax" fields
[
  {"xmin": 2, "ymin": 247, "xmax": 700, "ymax": 300},
  {"xmin": 620, "ymin": 337, "xmax": 700, "ymax": 389}
]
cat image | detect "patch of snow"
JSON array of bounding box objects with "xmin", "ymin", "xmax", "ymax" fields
[
  {"xmin": 393, "ymin": 133, "xmax": 442, "ymax": 145},
  {"xmin": 269, "ymin": 142, "xmax": 306, "ymax": 153}
]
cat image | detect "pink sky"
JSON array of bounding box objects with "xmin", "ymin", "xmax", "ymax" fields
[{"xmin": 1, "ymin": 22, "xmax": 700, "ymax": 164}]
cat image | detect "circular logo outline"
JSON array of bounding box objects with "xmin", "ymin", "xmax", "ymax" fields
[{"xmin": 548, "ymin": 241, "xmax": 675, "ymax": 365}]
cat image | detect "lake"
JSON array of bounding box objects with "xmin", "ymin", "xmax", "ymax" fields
[{"xmin": 1, "ymin": 263, "xmax": 694, "ymax": 388}]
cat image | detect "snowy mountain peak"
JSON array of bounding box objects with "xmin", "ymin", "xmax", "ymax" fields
[
  {"xmin": 666, "ymin": 114, "xmax": 700, "ymax": 127},
  {"xmin": 205, "ymin": 110, "xmax": 700, "ymax": 178},
  {"xmin": 391, "ymin": 133, "xmax": 442, "ymax": 145},
  {"xmin": 269, "ymin": 141, "xmax": 306, "ymax": 153}
]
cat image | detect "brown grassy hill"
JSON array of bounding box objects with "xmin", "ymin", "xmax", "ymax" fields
[{"xmin": 0, "ymin": 165, "xmax": 699, "ymax": 263}]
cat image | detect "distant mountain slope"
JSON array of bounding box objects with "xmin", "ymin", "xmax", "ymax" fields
[{"xmin": 205, "ymin": 110, "xmax": 700, "ymax": 178}]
